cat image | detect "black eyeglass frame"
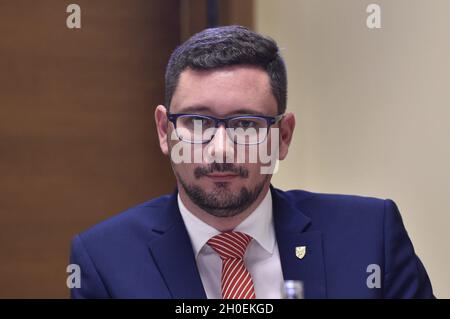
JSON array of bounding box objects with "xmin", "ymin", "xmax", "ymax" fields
[{"xmin": 167, "ymin": 113, "xmax": 284, "ymax": 145}]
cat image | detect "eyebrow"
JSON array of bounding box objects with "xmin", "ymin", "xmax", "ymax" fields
[{"xmin": 176, "ymin": 105, "xmax": 265, "ymax": 116}]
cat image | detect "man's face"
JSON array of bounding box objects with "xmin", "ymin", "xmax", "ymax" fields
[{"xmin": 159, "ymin": 66, "xmax": 282, "ymax": 217}]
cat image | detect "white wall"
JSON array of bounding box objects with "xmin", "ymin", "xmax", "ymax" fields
[{"xmin": 256, "ymin": 0, "xmax": 450, "ymax": 298}]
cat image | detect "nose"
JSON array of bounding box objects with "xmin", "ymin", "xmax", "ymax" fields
[{"xmin": 205, "ymin": 124, "xmax": 235, "ymax": 163}]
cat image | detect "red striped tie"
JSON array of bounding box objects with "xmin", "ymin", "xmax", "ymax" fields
[{"xmin": 207, "ymin": 232, "xmax": 256, "ymax": 299}]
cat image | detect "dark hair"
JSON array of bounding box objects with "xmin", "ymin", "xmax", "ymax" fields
[{"xmin": 165, "ymin": 25, "xmax": 287, "ymax": 114}]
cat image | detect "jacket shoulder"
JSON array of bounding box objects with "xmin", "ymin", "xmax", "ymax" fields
[
  {"xmin": 281, "ymin": 188, "xmax": 386, "ymax": 211},
  {"xmin": 76, "ymin": 193, "xmax": 172, "ymax": 244},
  {"xmin": 277, "ymin": 188, "xmax": 388, "ymax": 226}
]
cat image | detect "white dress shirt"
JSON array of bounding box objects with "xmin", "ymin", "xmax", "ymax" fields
[{"xmin": 178, "ymin": 189, "xmax": 284, "ymax": 299}]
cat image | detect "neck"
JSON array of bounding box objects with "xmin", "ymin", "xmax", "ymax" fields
[{"xmin": 178, "ymin": 183, "xmax": 271, "ymax": 232}]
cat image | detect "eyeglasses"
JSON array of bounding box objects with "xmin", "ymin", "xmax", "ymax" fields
[{"xmin": 167, "ymin": 113, "xmax": 284, "ymax": 145}]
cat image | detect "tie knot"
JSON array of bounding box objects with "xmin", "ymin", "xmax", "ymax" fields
[{"xmin": 207, "ymin": 231, "xmax": 252, "ymax": 260}]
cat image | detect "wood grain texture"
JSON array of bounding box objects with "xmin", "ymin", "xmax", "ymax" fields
[
  {"xmin": 0, "ymin": 0, "xmax": 178, "ymax": 298},
  {"xmin": 180, "ymin": 0, "xmax": 254, "ymax": 42}
]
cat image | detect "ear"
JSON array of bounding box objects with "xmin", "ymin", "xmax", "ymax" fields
[
  {"xmin": 154, "ymin": 105, "xmax": 170, "ymax": 156},
  {"xmin": 278, "ymin": 112, "xmax": 296, "ymax": 161}
]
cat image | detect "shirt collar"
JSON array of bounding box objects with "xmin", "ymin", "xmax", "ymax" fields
[{"xmin": 178, "ymin": 188, "xmax": 275, "ymax": 257}]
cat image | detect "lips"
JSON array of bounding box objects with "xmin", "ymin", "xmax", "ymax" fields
[{"xmin": 206, "ymin": 173, "xmax": 238, "ymax": 181}]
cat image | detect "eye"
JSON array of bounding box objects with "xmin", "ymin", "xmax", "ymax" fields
[
  {"xmin": 232, "ymin": 117, "xmax": 268, "ymax": 130},
  {"xmin": 179, "ymin": 116, "xmax": 212, "ymax": 128},
  {"xmin": 235, "ymin": 119, "xmax": 257, "ymax": 128}
]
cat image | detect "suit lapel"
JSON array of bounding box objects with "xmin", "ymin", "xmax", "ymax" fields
[
  {"xmin": 272, "ymin": 187, "xmax": 327, "ymax": 298},
  {"xmin": 147, "ymin": 191, "xmax": 207, "ymax": 299}
]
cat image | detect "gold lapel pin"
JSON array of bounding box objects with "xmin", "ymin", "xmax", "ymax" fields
[{"xmin": 295, "ymin": 246, "xmax": 306, "ymax": 259}]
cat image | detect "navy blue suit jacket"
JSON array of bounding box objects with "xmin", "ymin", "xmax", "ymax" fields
[{"xmin": 70, "ymin": 186, "xmax": 434, "ymax": 298}]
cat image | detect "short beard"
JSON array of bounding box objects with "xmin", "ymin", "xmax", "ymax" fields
[{"xmin": 177, "ymin": 171, "xmax": 269, "ymax": 218}]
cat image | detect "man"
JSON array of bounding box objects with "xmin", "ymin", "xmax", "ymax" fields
[{"xmin": 70, "ymin": 26, "xmax": 434, "ymax": 298}]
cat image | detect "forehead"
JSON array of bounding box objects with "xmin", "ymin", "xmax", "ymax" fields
[{"xmin": 170, "ymin": 65, "xmax": 278, "ymax": 116}]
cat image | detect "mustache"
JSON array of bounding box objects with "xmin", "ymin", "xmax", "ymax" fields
[{"xmin": 194, "ymin": 163, "xmax": 249, "ymax": 179}]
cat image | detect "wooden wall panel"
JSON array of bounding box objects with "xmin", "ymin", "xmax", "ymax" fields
[
  {"xmin": 180, "ymin": 0, "xmax": 254, "ymax": 41},
  {"xmin": 219, "ymin": 0, "xmax": 254, "ymax": 28},
  {"xmin": 0, "ymin": 0, "xmax": 178, "ymax": 297}
]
